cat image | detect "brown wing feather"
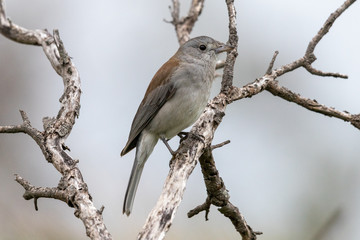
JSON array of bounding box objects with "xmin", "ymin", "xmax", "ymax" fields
[{"xmin": 121, "ymin": 56, "xmax": 180, "ymax": 156}]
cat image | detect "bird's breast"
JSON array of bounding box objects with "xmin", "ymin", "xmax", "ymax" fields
[{"xmin": 145, "ymin": 62, "xmax": 215, "ymax": 139}]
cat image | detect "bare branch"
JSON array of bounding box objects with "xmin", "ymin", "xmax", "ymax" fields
[
  {"xmin": 0, "ymin": 1, "xmax": 111, "ymax": 239},
  {"xmin": 187, "ymin": 197, "xmax": 211, "ymax": 220},
  {"xmin": 211, "ymin": 140, "xmax": 230, "ymax": 150},
  {"xmin": 15, "ymin": 174, "xmax": 69, "ymax": 211},
  {"xmin": 220, "ymin": 0, "xmax": 238, "ymax": 92},
  {"xmin": 192, "ymin": 148, "xmax": 262, "ymax": 240},
  {"xmin": 304, "ymin": 63, "xmax": 348, "ymax": 78},
  {"xmin": 265, "ymin": 51, "xmax": 279, "ymax": 75},
  {"xmin": 228, "ymin": 0, "xmax": 355, "ymax": 104},
  {"xmin": 266, "ymin": 81, "xmax": 360, "ymax": 130},
  {"xmin": 167, "ymin": 0, "xmax": 205, "ymax": 44},
  {"xmin": 0, "ymin": 110, "xmax": 44, "ymax": 144},
  {"xmin": 305, "ymin": 0, "xmax": 356, "ymax": 56},
  {"xmin": 0, "ymin": 1, "xmax": 40, "ymax": 45}
]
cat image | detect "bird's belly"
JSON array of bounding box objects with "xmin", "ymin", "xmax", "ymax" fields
[{"xmin": 146, "ymin": 87, "xmax": 209, "ymax": 139}]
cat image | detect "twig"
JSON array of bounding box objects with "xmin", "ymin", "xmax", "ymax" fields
[
  {"xmin": 187, "ymin": 197, "xmax": 211, "ymax": 220},
  {"xmin": 305, "ymin": 0, "xmax": 355, "ymax": 56},
  {"xmin": 15, "ymin": 174, "xmax": 69, "ymax": 210},
  {"xmin": 304, "ymin": 63, "xmax": 348, "ymax": 78},
  {"xmin": 211, "ymin": 140, "xmax": 230, "ymax": 150},
  {"xmin": 0, "ymin": 110, "xmax": 42, "ymax": 136},
  {"xmin": 266, "ymin": 81, "xmax": 360, "ymax": 130},
  {"xmin": 265, "ymin": 51, "xmax": 279, "ymax": 75}
]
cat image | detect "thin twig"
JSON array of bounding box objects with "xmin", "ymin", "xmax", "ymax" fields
[
  {"xmin": 187, "ymin": 197, "xmax": 211, "ymax": 220},
  {"xmin": 211, "ymin": 140, "xmax": 230, "ymax": 150},
  {"xmin": 265, "ymin": 51, "xmax": 279, "ymax": 75},
  {"xmin": 266, "ymin": 81, "xmax": 360, "ymax": 129}
]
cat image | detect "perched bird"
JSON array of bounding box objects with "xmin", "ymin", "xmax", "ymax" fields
[{"xmin": 121, "ymin": 36, "xmax": 233, "ymax": 216}]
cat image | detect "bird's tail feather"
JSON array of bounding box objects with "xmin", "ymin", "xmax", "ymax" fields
[
  {"xmin": 123, "ymin": 132, "xmax": 158, "ymax": 216},
  {"xmin": 123, "ymin": 160, "xmax": 144, "ymax": 216}
]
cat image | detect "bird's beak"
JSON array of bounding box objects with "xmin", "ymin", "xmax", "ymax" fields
[{"xmin": 215, "ymin": 43, "xmax": 234, "ymax": 54}]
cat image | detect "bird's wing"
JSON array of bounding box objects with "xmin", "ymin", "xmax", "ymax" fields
[{"xmin": 121, "ymin": 57, "xmax": 180, "ymax": 156}]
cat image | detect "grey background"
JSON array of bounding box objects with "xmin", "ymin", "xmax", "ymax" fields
[{"xmin": 0, "ymin": 0, "xmax": 359, "ymax": 239}]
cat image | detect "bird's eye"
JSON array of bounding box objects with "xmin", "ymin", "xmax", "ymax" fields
[{"xmin": 199, "ymin": 44, "xmax": 207, "ymax": 51}]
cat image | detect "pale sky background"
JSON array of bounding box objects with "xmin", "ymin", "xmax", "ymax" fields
[{"xmin": 0, "ymin": 0, "xmax": 359, "ymax": 239}]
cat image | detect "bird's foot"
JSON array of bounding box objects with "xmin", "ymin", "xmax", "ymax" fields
[{"xmin": 177, "ymin": 131, "xmax": 189, "ymax": 141}]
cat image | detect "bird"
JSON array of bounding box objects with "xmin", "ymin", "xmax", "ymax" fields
[{"xmin": 121, "ymin": 36, "xmax": 233, "ymax": 216}]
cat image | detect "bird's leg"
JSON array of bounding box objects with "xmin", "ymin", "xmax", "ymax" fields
[{"xmin": 160, "ymin": 136, "xmax": 176, "ymax": 156}]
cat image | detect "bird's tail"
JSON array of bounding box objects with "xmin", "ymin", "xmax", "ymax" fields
[
  {"xmin": 123, "ymin": 132, "xmax": 158, "ymax": 216},
  {"xmin": 123, "ymin": 160, "xmax": 145, "ymax": 216}
]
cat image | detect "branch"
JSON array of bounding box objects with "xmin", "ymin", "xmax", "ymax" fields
[
  {"xmin": 0, "ymin": 1, "xmax": 111, "ymax": 239},
  {"xmin": 0, "ymin": 1, "xmax": 40, "ymax": 45},
  {"xmin": 167, "ymin": 0, "xmax": 205, "ymax": 45},
  {"xmin": 266, "ymin": 81, "xmax": 360, "ymax": 130},
  {"xmin": 0, "ymin": 110, "xmax": 43, "ymax": 142},
  {"xmin": 189, "ymin": 148, "xmax": 262, "ymax": 240},
  {"xmin": 221, "ymin": 0, "xmax": 238, "ymax": 92},
  {"xmin": 227, "ymin": 0, "xmax": 355, "ymax": 104},
  {"xmin": 15, "ymin": 174, "xmax": 69, "ymax": 211}
]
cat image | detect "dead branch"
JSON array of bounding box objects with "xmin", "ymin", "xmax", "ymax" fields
[
  {"xmin": 0, "ymin": 1, "xmax": 111, "ymax": 239},
  {"xmin": 167, "ymin": 0, "xmax": 205, "ymax": 45},
  {"xmin": 266, "ymin": 81, "xmax": 360, "ymax": 130},
  {"xmin": 190, "ymin": 148, "xmax": 262, "ymax": 240}
]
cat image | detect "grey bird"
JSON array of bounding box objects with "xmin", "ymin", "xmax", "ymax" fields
[{"xmin": 121, "ymin": 36, "xmax": 233, "ymax": 216}]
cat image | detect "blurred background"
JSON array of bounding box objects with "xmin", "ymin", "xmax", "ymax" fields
[{"xmin": 0, "ymin": 0, "xmax": 359, "ymax": 239}]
